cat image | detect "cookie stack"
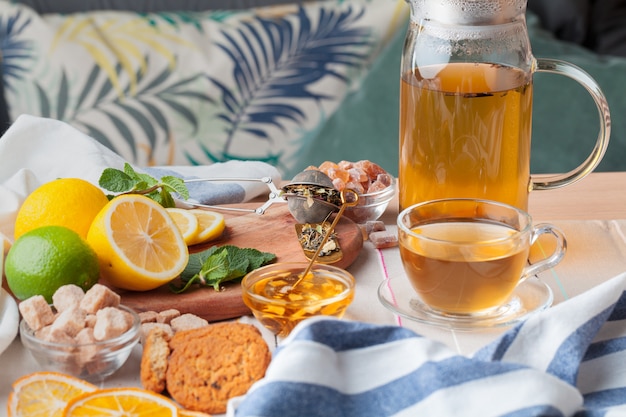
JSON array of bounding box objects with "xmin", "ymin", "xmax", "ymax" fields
[{"xmin": 141, "ymin": 321, "xmax": 271, "ymax": 414}]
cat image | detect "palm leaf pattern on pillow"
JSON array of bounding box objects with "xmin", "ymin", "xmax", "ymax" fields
[
  {"xmin": 32, "ymin": 59, "xmax": 213, "ymax": 164},
  {"xmin": 0, "ymin": 8, "xmax": 35, "ymax": 94},
  {"xmin": 0, "ymin": 9, "xmax": 213, "ymax": 164},
  {"xmin": 85, "ymin": 62, "xmax": 214, "ymax": 164},
  {"xmin": 0, "ymin": 3, "xmax": 376, "ymax": 170},
  {"xmin": 50, "ymin": 13, "xmax": 201, "ymax": 97},
  {"xmin": 194, "ymin": 5, "xmax": 374, "ymax": 167}
]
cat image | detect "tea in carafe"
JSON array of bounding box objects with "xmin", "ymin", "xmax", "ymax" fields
[
  {"xmin": 399, "ymin": 62, "xmax": 533, "ymax": 210},
  {"xmin": 399, "ymin": 0, "xmax": 610, "ymax": 211}
]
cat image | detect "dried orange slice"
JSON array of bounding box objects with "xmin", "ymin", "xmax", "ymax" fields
[
  {"xmin": 166, "ymin": 208, "xmax": 200, "ymax": 245},
  {"xmin": 86, "ymin": 194, "xmax": 189, "ymax": 291},
  {"xmin": 178, "ymin": 409, "xmax": 213, "ymax": 417},
  {"xmin": 7, "ymin": 371, "xmax": 97, "ymax": 417},
  {"xmin": 187, "ymin": 209, "xmax": 225, "ymax": 245},
  {"xmin": 63, "ymin": 387, "xmax": 178, "ymax": 417}
]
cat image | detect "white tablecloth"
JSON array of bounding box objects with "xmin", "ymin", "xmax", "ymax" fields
[{"xmin": 2, "ymin": 217, "xmax": 626, "ymax": 415}]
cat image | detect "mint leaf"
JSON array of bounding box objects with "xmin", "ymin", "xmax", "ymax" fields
[
  {"xmin": 180, "ymin": 250, "xmax": 212, "ymax": 281},
  {"xmin": 219, "ymin": 251, "xmax": 250, "ymax": 281},
  {"xmin": 162, "ymin": 176, "xmax": 190, "ymax": 200},
  {"xmin": 123, "ymin": 162, "xmax": 137, "ymax": 178},
  {"xmin": 243, "ymin": 248, "xmax": 277, "ymax": 269},
  {"xmin": 136, "ymin": 171, "xmax": 159, "ymax": 187},
  {"xmin": 173, "ymin": 245, "xmax": 277, "ymax": 293},
  {"xmin": 99, "ymin": 167, "xmax": 136, "ymax": 193},
  {"xmin": 199, "ymin": 249, "xmax": 232, "ymax": 290},
  {"xmin": 98, "ymin": 163, "xmax": 189, "ymax": 208}
]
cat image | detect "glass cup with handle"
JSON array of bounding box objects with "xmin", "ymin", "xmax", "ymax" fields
[{"xmin": 397, "ymin": 198, "xmax": 566, "ymax": 318}]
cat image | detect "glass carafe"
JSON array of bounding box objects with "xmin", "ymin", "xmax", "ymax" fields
[{"xmin": 399, "ymin": 0, "xmax": 610, "ymax": 211}]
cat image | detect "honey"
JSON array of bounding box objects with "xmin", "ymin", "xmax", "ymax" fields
[{"xmin": 242, "ymin": 266, "xmax": 354, "ymax": 337}]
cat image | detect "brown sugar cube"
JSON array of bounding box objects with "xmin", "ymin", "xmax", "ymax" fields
[
  {"xmin": 368, "ymin": 173, "xmax": 393, "ymax": 192},
  {"xmin": 93, "ymin": 307, "xmax": 131, "ymax": 340},
  {"xmin": 75, "ymin": 327, "xmax": 96, "ymax": 344},
  {"xmin": 52, "ymin": 284, "xmax": 85, "ymax": 313},
  {"xmin": 80, "ymin": 284, "xmax": 121, "ymax": 314},
  {"xmin": 337, "ymin": 160, "xmax": 354, "ymax": 170},
  {"xmin": 369, "ymin": 230, "xmax": 398, "ymax": 249},
  {"xmin": 85, "ymin": 314, "xmax": 97, "ymax": 328},
  {"xmin": 85, "ymin": 358, "xmax": 108, "ymax": 377},
  {"xmin": 38, "ymin": 326, "xmax": 79, "ymax": 372},
  {"xmin": 76, "ymin": 328, "xmax": 110, "ymax": 378},
  {"xmin": 156, "ymin": 309, "xmax": 180, "ymax": 324},
  {"xmin": 50, "ymin": 306, "xmax": 87, "ymax": 337},
  {"xmin": 170, "ymin": 313, "xmax": 209, "ymax": 333},
  {"xmin": 82, "ymin": 335, "xmax": 108, "ymax": 376},
  {"xmin": 365, "ymin": 220, "xmax": 386, "ymax": 235},
  {"xmin": 74, "ymin": 327, "xmax": 99, "ymax": 365},
  {"xmin": 139, "ymin": 311, "xmax": 159, "ymax": 324},
  {"xmin": 34, "ymin": 325, "xmax": 53, "ymax": 341},
  {"xmin": 19, "ymin": 295, "xmax": 55, "ymax": 331},
  {"xmin": 38, "ymin": 325, "xmax": 75, "ymax": 346},
  {"xmin": 122, "ymin": 309, "xmax": 135, "ymax": 327},
  {"xmin": 359, "ymin": 220, "xmax": 386, "ymax": 240},
  {"xmin": 140, "ymin": 323, "xmax": 173, "ymax": 344}
]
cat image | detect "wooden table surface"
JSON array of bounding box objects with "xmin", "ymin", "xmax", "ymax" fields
[
  {"xmin": 528, "ymin": 171, "xmax": 626, "ymax": 220},
  {"xmin": 376, "ymin": 171, "xmax": 626, "ymax": 225}
]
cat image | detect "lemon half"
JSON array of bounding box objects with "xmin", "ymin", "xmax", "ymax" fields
[{"xmin": 87, "ymin": 195, "xmax": 189, "ymax": 291}]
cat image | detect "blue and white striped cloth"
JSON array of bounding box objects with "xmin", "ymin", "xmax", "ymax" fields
[{"xmin": 229, "ymin": 272, "xmax": 626, "ymax": 417}]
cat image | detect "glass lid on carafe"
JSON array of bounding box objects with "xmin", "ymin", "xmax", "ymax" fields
[{"xmin": 409, "ymin": 0, "xmax": 527, "ymax": 25}]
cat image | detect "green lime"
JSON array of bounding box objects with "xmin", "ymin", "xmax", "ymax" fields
[{"xmin": 5, "ymin": 225, "xmax": 100, "ymax": 302}]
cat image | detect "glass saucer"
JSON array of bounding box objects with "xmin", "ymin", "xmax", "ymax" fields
[{"xmin": 377, "ymin": 276, "xmax": 553, "ymax": 330}]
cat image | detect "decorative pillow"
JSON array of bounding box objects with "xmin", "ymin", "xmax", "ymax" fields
[
  {"xmin": 0, "ymin": 0, "xmax": 408, "ymax": 176},
  {"xmin": 9, "ymin": 0, "xmax": 304, "ymax": 13}
]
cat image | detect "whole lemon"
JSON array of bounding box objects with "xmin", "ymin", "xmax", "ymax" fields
[
  {"xmin": 14, "ymin": 178, "xmax": 109, "ymax": 240},
  {"xmin": 5, "ymin": 225, "xmax": 100, "ymax": 302}
]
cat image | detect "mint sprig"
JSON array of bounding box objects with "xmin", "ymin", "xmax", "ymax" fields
[
  {"xmin": 99, "ymin": 163, "xmax": 189, "ymax": 208},
  {"xmin": 171, "ymin": 245, "xmax": 277, "ymax": 293}
]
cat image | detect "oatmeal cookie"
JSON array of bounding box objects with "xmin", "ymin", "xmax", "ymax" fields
[
  {"xmin": 166, "ymin": 322, "xmax": 271, "ymax": 414},
  {"xmin": 140, "ymin": 327, "xmax": 171, "ymax": 393}
]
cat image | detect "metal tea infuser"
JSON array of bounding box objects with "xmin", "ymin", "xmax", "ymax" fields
[
  {"xmin": 181, "ymin": 170, "xmax": 347, "ymax": 223},
  {"xmin": 294, "ymin": 188, "xmax": 359, "ymax": 287}
]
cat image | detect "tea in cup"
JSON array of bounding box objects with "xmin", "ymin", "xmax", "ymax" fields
[{"xmin": 397, "ymin": 199, "xmax": 566, "ymax": 317}]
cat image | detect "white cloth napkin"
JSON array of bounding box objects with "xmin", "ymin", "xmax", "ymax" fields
[
  {"xmin": 0, "ymin": 114, "xmax": 282, "ymax": 240},
  {"xmin": 228, "ymin": 272, "xmax": 626, "ymax": 417}
]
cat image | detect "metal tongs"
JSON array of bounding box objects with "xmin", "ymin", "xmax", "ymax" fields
[{"xmin": 180, "ymin": 177, "xmax": 286, "ymax": 215}]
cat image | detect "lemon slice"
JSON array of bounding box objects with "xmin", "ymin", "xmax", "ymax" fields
[
  {"xmin": 166, "ymin": 208, "xmax": 200, "ymax": 245},
  {"xmin": 188, "ymin": 209, "xmax": 226, "ymax": 245},
  {"xmin": 7, "ymin": 371, "xmax": 97, "ymax": 417},
  {"xmin": 64, "ymin": 387, "xmax": 178, "ymax": 417},
  {"xmin": 86, "ymin": 194, "xmax": 189, "ymax": 291}
]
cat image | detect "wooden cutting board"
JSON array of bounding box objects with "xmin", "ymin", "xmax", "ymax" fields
[{"xmin": 117, "ymin": 203, "xmax": 363, "ymax": 322}]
